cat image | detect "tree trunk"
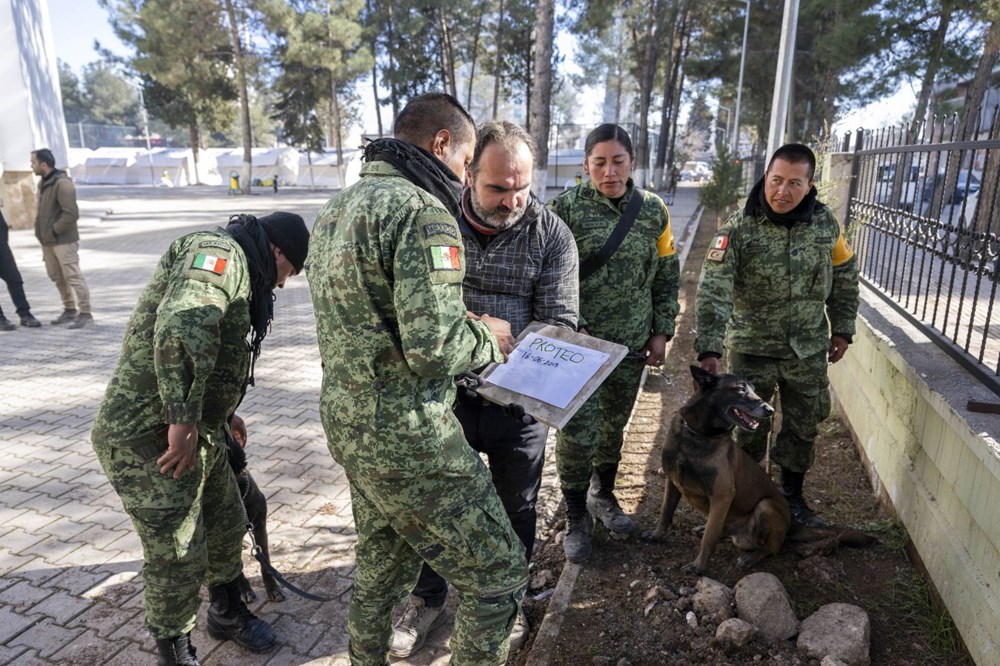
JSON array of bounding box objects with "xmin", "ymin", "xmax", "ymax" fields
[
  {"xmin": 223, "ymin": 0, "xmax": 253, "ymax": 194},
  {"xmin": 368, "ymin": 0, "xmax": 383, "ymax": 136},
  {"xmin": 968, "ymin": 17, "xmax": 1000, "ymax": 232},
  {"xmin": 525, "ymin": 0, "xmax": 553, "ymax": 183},
  {"xmin": 386, "ymin": 3, "xmax": 399, "ymax": 119},
  {"xmin": 665, "ymin": 15, "xmax": 692, "ymax": 188},
  {"xmin": 492, "ymin": 0, "xmax": 506, "ymax": 118},
  {"xmin": 631, "ymin": 0, "xmax": 668, "ymax": 188},
  {"xmin": 439, "ymin": 9, "xmax": 457, "ymax": 97},
  {"xmin": 466, "ymin": 6, "xmax": 486, "ymax": 110},
  {"xmin": 654, "ymin": 2, "xmax": 684, "ymax": 188},
  {"xmin": 189, "ymin": 123, "xmax": 202, "ymax": 185},
  {"xmin": 331, "ymin": 76, "xmax": 345, "ymax": 187}
]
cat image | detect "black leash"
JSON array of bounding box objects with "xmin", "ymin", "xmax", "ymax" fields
[{"xmin": 238, "ymin": 477, "xmax": 334, "ymax": 603}]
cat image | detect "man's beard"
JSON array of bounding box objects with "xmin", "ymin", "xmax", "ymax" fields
[{"xmin": 471, "ymin": 193, "xmax": 526, "ymax": 231}]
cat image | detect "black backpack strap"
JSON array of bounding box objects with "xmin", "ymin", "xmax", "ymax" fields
[{"xmin": 579, "ymin": 188, "xmax": 645, "ymax": 280}]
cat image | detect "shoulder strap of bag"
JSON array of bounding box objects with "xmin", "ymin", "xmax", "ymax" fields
[{"xmin": 579, "ymin": 188, "xmax": 645, "ymax": 280}]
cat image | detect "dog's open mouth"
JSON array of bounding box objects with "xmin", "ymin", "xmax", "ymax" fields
[{"xmin": 730, "ymin": 407, "xmax": 760, "ymax": 431}]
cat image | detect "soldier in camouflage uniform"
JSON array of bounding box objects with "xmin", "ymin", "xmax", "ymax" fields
[
  {"xmin": 91, "ymin": 212, "xmax": 310, "ymax": 666},
  {"xmin": 547, "ymin": 124, "xmax": 680, "ymax": 563},
  {"xmin": 695, "ymin": 143, "xmax": 860, "ymax": 527},
  {"xmin": 308, "ymin": 93, "xmax": 528, "ymax": 666}
]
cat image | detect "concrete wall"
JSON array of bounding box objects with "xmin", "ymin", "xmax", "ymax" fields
[{"xmin": 821, "ymin": 152, "xmax": 1000, "ymax": 665}]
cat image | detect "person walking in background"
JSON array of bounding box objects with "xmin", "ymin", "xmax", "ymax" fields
[
  {"xmin": 695, "ymin": 143, "xmax": 860, "ymax": 528},
  {"xmin": 390, "ymin": 120, "xmax": 579, "ymax": 658},
  {"xmin": 308, "ymin": 93, "xmax": 528, "ymax": 666},
  {"xmin": 0, "ymin": 198, "xmax": 41, "ymax": 331},
  {"xmin": 91, "ymin": 211, "xmax": 310, "ymax": 666},
  {"xmin": 30, "ymin": 148, "xmax": 92, "ymax": 329},
  {"xmin": 547, "ymin": 123, "xmax": 680, "ymax": 563}
]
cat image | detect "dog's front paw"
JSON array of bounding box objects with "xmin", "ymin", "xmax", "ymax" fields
[
  {"xmin": 640, "ymin": 528, "xmax": 665, "ymax": 542},
  {"xmin": 266, "ymin": 586, "xmax": 287, "ymax": 603},
  {"xmin": 680, "ymin": 561, "xmax": 705, "ymax": 575},
  {"xmin": 237, "ymin": 575, "xmax": 257, "ymax": 604}
]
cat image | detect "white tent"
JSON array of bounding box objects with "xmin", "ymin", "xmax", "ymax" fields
[
  {"xmin": 66, "ymin": 148, "xmax": 95, "ymax": 182},
  {"xmin": 130, "ymin": 149, "xmax": 199, "ymax": 186},
  {"xmin": 296, "ymin": 149, "xmax": 357, "ymax": 189},
  {"xmin": 75, "ymin": 148, "xmax": 137, "ymax": 184},
  {"xmin": 212, "ymin": 147, "xmax": 298, "ymax": 189}
]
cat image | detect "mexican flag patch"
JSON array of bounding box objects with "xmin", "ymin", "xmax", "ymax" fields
[
  {"xmin": 192, "ymin": 253, "xmax": 227, "ymax": 275},
  {"xmin": 706, "ymin": 234, "xmax": 729, "ymax": 263},
  {"xmin": 430, "ymin": 246, "xmax": 461, "ymax": 271}
]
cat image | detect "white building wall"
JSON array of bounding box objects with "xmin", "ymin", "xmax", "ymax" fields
[{"xmin": 0, "ymin": 0, "xmax": 69, "ymax": 229}]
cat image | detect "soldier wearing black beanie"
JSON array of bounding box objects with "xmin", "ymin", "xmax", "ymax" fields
[{"xmin": 259, "ymin": 211, "xmax": 310, "ymax": 274}]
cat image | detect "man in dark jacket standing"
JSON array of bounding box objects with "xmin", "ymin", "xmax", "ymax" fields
[{"xmin": 31, "ymin": 148, "xmax": 92, "ymax": 328}]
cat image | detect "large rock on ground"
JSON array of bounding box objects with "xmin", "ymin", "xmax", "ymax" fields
[
  {"xmin": 692, "ymin": 577, "xmax": 734, "ymax": 623},
  {"xmin": 734, "ymin": 572, "xmax": 798, "ymax": 640},
  {"xmin": 797, "ymin": 602, "xmax": 871, "ymax": 666}
]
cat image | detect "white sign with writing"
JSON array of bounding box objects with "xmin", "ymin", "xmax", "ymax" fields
[{"xmin": 485, "ymin": 334, "xmax": 611, "ymax": 409}]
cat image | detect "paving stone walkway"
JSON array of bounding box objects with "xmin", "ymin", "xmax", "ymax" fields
[{"xmin": 0, "ymin": 184, "xmax": 700, "ymax": 665}]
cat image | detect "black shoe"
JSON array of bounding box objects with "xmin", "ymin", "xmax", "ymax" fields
[
  {"xmin": 207, "ymin": 578, "xmax": 277, "ymax": 653},
  {"xmin": 155, "ymin": 633, "xmax": 200, "ymax": 666},
  {"xmin": 0, "ymin": 317, "xmax": 14, "ymax": 332},
  {"xmin": 786, "ymin": 494, "xmax": 826, "ymax": 527},
  {"xmin": 780, "ymin": 469, "xmax": 826, "ymax": 527},
  {"xmin": 20, "ymin": 314, "xmax": 41, "ymax": 328},
  {"xmin": 68, "ymin": 313, "xmax": 94, "ymax": 329},
  {"xmin": 562, "ymin": 488, "xmax": 593, "ymax": 562},
  {"xmin": 51, "ymin": 309, "xmax": 78, "ymax": 325}
]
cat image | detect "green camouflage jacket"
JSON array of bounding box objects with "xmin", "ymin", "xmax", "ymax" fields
[
  {"xmin": 91, "ymin": 230, "xmax": 251, "ymax": 446},
  {"xmin": 308, "ymin": 161, "xmax": 505, "ymax": 463},
  {"xmin": 547, "ymin": 178, "xmax": 680, "ymax": 350},
  {"xmin": 695, "ymin": 202, "xmax": 860, "ymax": 360}
]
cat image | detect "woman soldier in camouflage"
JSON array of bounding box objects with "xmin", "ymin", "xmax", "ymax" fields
[{"xmin": 547, "ymin": 124, "xmax": 680, "ymax": 563}]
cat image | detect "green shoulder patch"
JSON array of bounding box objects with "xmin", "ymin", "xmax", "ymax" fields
[
  {"xmin": 199, "ymin": 239, "xmax": 233, "ymax": 251},
  {"xmin": 418, "ymin": 214, "xmax": 461, "ymax": 245},
  {"xmin": 422, "ymin": 221, "xmax": 460, "ymax": 241}
]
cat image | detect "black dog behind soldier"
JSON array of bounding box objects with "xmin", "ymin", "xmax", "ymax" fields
[
  {"xmin": 227, "ymin": 415, "xmax": 285, "ymax": 603},
  {"xmin": 647, "ymin": 366, "xmax": 874, "ymax": 575}
]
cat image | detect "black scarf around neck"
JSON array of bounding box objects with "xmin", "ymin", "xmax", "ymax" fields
[
  {"xmin": 745, "ymin": 176, "xmax": 818, "ymax": 228},
  {"xmin": 223, "ymin": 214, "xmax": 277, "ymax": 389},
  {"xmin": 363, "ymin": 138, "xmax": 463, "ymax": 217}
]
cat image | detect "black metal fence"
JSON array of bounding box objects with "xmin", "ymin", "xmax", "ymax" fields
[{"xmin": 842, "ymin": 110, "xmax": 1000, "ymax": 395}]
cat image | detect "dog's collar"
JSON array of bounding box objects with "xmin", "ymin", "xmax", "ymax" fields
[{"xmin": 679, "ymin": 417, "xmax": 734, "ymax": 437}]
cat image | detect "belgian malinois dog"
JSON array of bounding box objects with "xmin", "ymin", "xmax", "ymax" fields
[{"xmin": 650, "ymin": 366, "xmax": 874, "ymax": 574}]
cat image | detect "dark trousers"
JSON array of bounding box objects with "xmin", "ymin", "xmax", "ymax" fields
[
  {"xmin": 0, "ymin": 213, "xmax": 31, "ymax": 319},
  {"xmin": 412, "ymin": 400, "xmax": 548, "ymax": 607}
]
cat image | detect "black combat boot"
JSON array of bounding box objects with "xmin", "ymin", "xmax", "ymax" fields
[
  {"xmin": 206, "ymin": 578, "xmax": 277, "ymax": 653},
  {"xmin": 563, "ymin": 488, "xmax": 593, "ymax": 563},
  {"xmin": 780, "ymin": 469, "xmax": 825, "ymax": 527},
  {"xmin": 155, "ymin": 633, "xmax": 200, "ymax": 666},
  {"xmin": 587, "ymin": 465, "xmax": 634, "ymax": 538}
]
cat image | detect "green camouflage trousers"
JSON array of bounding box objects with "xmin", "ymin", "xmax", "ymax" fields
[
  {"xmin": 93, "ymin": 430, "xmax": 245, "ymax": 639},
  {"xmin": 556, "ymin": 358, "xmax": 646, "ymax": 490},
  {"xmin": 334, "ymin": 442, "xmax": 528, "ymax": 666},
  {"xmin": 728, "ymin": 350, "xmax": 832, "ymax": 473}
]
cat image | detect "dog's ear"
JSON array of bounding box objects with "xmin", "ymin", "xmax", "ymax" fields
[{"xmin": 690, "ymin": 365, "xmax": 717, "ymax": 390}]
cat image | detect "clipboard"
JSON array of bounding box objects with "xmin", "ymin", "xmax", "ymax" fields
[{"xmin": 475, "ymin": 322, "xmax": 630, "ymax": 429}]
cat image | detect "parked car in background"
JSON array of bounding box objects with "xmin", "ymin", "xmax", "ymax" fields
[
  {"xmin": 873, "ymin": 163, "xmax": 924, "ymax": 210},
  {"xmin": 680, "ymin": 160, "xmax": 712, "ymax": 182},
  {"xmin": 916, "ymin": 171, "xmax": 981, "ymax": 218}
]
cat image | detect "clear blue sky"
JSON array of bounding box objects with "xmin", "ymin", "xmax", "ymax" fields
[{"xmin": 48, "ymin": 0, "xmax": 128, "ymax": 73}]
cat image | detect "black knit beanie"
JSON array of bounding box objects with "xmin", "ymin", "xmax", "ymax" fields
[{"xmin": 258, "ymin": 211, "xmax": 310, "ymax": 273}]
